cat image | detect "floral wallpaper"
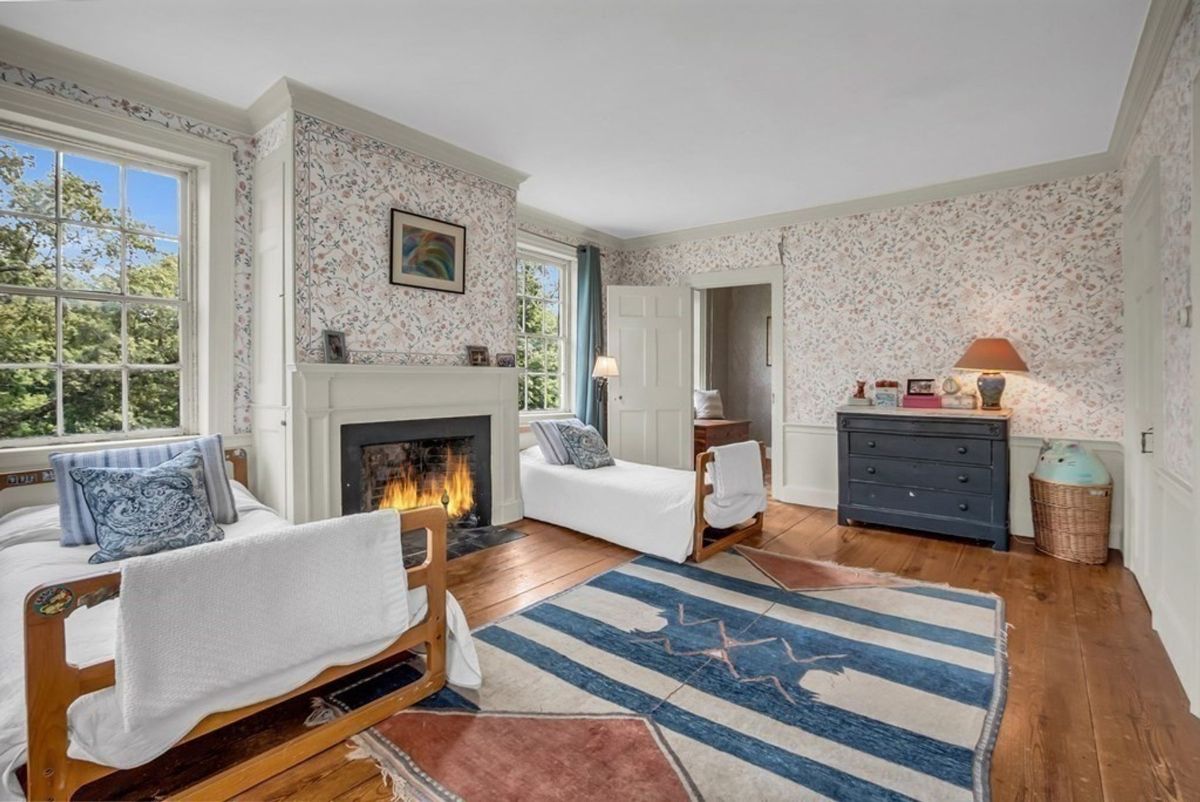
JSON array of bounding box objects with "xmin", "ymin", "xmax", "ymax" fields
[
  {"xmin": 0, "ymin": 60, "xmax": 257, "ymax": 433},
  {"xmin": 1123, "ymin": 0, "xmax": 1199, "ymax": 481},
  {"xmin": 620, "ymin": 172, "xmax": 1125, "ymax": 441},
  {"xmin": 294, "ymin": 113, "xmax": 517, "ymax": 365}
]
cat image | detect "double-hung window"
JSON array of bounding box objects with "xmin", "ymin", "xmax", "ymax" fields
[
  {"xmin": 516, "ymin": 241, "xmax": 574, "ymax": 415},
  {"xmin": 0, "ymin": 129, "xmax": 192, "ymax": 445}
]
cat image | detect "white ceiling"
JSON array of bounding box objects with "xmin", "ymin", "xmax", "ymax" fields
[{"xmin": 0, "ymin": 1, "xmax": 1149, "ymax": 239}]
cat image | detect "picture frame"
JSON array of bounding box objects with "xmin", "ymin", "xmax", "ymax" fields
[
  {"xmin": 907, "ymin": 378, "xmax": 936, "ymax": 396},
  {"xmin": 466, "ymin": 345, "xmax": 489, "ymax": 367},
  {"xmin": 495, "ymin": 352, "xmax": 516, "ymax": 368},
  {"xmin": 323, "ymin": 330, "xmax": 349, "ymax": 364},
  {"xmin": 389, "ymin": 209, "xmax": 466, "ymax": 294}
]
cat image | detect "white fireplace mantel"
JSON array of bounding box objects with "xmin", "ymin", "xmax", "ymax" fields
[{"xmin": 284, "ymin": 363, "xmax": 522, "ymax": 525}]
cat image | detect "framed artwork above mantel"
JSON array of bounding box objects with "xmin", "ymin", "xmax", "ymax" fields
[{"xmin": 389, "ymin": 209, "xmax": 466, "ymax": 294}]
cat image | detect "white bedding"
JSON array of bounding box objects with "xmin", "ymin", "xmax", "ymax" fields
[
  {"xmin": 519, "ymin": 446, "xmax": 695, "ymax": 563},
  {"xmin": 0, "ymin": 483, "xmax": 467, "ymax": 800}
]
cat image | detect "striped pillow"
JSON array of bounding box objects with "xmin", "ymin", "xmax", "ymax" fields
[
  {"xmin": 51, "ymin": 434, "xmax": 237, "ymax": 547},
  {"xmin": 529, "ymin": 418, "xmax": 584, "ymax": 465}
]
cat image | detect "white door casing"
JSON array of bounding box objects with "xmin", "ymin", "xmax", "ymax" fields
[
  {"xmin": 606, "ymin": 286, "xmax": 693, "ymax": 469},
  {"xmin": 1124, "ymin": 160, "xmax": 1163, "ymax": 581}
]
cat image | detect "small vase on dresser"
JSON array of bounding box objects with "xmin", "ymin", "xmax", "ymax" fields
[{"xmin": 836, "ymin": 406, "xmax": 1011, "ymax": 550}]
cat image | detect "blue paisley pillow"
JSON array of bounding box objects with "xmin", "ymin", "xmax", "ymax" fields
[
  {"xmin": 70, "ymin": 449, "xmax": 224, "ymax": 564},
  {"xmin": 558, "ymin": 424, "xmax": 615, "ymax": 470}
]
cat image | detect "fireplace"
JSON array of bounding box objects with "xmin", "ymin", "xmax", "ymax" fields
[{"xmin": 341, "ymin": 416, "xmax": 492, "ymax": 528}]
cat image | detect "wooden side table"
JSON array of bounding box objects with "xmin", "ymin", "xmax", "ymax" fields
[{"xmin": 693, "ymin": 419, "xmax": 752, "ymax": 459}]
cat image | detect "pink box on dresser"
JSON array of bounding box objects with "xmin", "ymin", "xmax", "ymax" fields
[{"xmin": 902, "ymin": 394, "xmax": 943, "ymax": 409}]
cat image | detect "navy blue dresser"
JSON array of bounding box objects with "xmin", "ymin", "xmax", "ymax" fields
[{"xmin": 837, "ymin": 407, "xmax": 1011, "ymax": 550}]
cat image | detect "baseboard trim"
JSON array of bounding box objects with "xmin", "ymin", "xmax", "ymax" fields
[{"xmin": 775, "ymin": 484, "xmax": 837, "ymax": 509}]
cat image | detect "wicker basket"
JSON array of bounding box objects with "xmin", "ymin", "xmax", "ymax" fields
[{"xmin": 1028, "ymin": 475, "xmax": 1112, "ymax": 564}]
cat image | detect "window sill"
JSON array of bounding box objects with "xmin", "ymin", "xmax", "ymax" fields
[
  {"xmin": 0, "ymin": 433, "xmax": 199, "ymax": 471},
  {"xmin": 518, "ymin": 410, "xmax": 576, "ymax": 430}
]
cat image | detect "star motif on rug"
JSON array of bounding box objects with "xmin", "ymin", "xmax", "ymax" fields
[{"xmin": 634, "ymin": 604, "xmax": 847, "ymax": 705}]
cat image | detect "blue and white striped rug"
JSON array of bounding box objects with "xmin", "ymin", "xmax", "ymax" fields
[{"xmin": 354, "ymin": 550, "xmax": 1007, "ymax": 801}]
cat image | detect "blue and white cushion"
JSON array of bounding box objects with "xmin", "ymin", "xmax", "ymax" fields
[
  {"xmin": 558, "ymin": 425, "xmax": 615, "ymax": 470},
  {"xmin": 51, "ymin": 434, "xmax": 237, "ymax": 546},
  {"xmin": 70, "ymin": 449, "xmax": 224, "ymax": 564},
  {"xmin": 530, "ymin": 418, "xmax": 584, "ymax": 465}
]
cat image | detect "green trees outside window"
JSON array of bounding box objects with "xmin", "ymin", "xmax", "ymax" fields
[{"xmin": 516, "ymin": 255, "xmax": 567, "ymax": 413}]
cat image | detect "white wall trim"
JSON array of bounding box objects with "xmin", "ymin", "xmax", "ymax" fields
[
  {"xmin": 0, "ymin": 25, "xmax": 253, "ymax": 135},
  {"xmin": 1110, "ymin": 0, "xmax": 1192, "ymax": 160},
  {"xmin": 0, "ymin": 81, "xmax": 238, "ymax": 440},
  {"xmin": 517, "ymin": 204, "xmax": 624, "ymax": 251},
  {"xmin": 278, "ymin": 78, "xmax": 528, "ymax": 191}
]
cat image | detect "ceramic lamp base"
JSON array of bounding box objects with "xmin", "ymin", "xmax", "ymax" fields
[{"xmin": 977, "ymin": 371, "xmax": 1006, "ymax": 410}]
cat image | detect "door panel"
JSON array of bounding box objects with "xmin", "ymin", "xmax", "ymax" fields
[{"xmin": 607, "ymin": 286, "xmax": 693, "ymax": 469}]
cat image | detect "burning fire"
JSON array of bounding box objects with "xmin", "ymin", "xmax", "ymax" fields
[{"xmin": 378, "ymin": 448, "xmax": 475, "ymax": 520}]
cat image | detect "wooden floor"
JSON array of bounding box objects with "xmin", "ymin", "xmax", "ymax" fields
[{"xmin": 237, "ymin": 500, "xmax": 1200, "ymax": 801}]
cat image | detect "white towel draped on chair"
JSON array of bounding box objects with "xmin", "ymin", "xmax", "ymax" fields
[{"xmin": 704, "ymin": 441, "xmax": 767, "ymax": 529}]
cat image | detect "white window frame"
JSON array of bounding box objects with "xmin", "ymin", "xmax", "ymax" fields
[
  {"xmin": 516, "ymin": 234, "xmax": 577, "ymax": 421},
  {"xmin": 0, "ymin": 83, "xmax": 237, "ymax": 464},
  {"xmin": 0, "ymin": 125, "xmax": 195, "ymax": 447}
]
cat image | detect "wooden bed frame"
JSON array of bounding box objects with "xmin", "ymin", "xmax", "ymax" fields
[
  {"xmin": 692, "ymin": 442, "xmax": 766, "ymax": 562},
  {"xmin": 3, "ymin": 447, "xmax": 448, "ymax": 802}
]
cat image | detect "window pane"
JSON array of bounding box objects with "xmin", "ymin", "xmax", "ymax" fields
[
  {"xmin": 540, "ymin": 266, "xmax": 560, "ymax": 299},
  {"xmin": 63, "ymin": 298, "xmax": 121, "ymax": 363},
  {"xmin": 517, "ymin": 373, "xmax": 526, "ymax": 412},
  {"xmin": 516, "ymin": 340, "xmax": 527, "ymax": 369},
  {"xmin": 125, "ymin": 168, "xmax": 179, "ymax": 235},
  {"xmin": 541, "ymin": 300, "xmax": 560, "ymax": 336},
  {"xmin": 62, "ymin": 153, "xmax": 120, "ymax": 226},
  {"xmin": 521, "ymin": 298, "xmax": 541, "ymax": 334},
  {"xmin": 0, "ymin": 368, "xmax": 56, "ymax": 438},
  {"xmin": 0, "ymin": 138, "xmax": 56, "ymax": 216},
  {"xmin": 526, "ymin": 339, "xmax": 545, "ymax": 372},
  {"xmin": 546, "ymin": 377, "xmax": 560, "ymax": 410},
  {"xmin": 0, "ymin": 294, "xmax": 55, "ymax": 362},
  {"xmin": 127, "ymin": 235, "xmax": 179, "ymax": 298},
  {"xmin": 128, "ymin": 303, "xmax": 179, "ymax": 363},
  {"xmin": 0, "ymin": 214, "xmax": 56, "ymax": 288},
  {"xmin": 62, "ymin": 223, "xmax": 121, "ymax": 292},
  {"xmin": 129, "ymin": 370, "xmax": 179, "ymax": 429},
  {"xmin": 63, "ymin": 369, "xmax": 122, "ymax": 434},
  {"xmin": 526, "ymin": 373, "xmax": 547, "ymax": 411},
  {"xmin": 545, "ymin": 339, "xmax": 561, "ymax": 374}
]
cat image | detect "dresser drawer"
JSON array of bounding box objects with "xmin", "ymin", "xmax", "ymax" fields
[
  {"xmin": 848, "ymin": 456, "xmax": 992, "ymax": 494},
  {"xmin": 847, "ymin": 432, "xmax": 991, "ymax": 466},
  {"xmin": 846, "ymin": 482, "xmax": 994, "ymax": 524}
]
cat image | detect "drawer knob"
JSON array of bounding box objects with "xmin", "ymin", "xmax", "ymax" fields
[
  {"xmin": 956, "ymin": 446, "xmax": 967, "ymax": 455},
  {"xmin": 867, "ymin": 440, "xmax": 877, "ymax": 448},
  {"xmin": 958, "ymin": 502, "xmax": 969, "ymax": 511},
  {"xmin": 866, "ymin": 466, "xmax": 876, "ymax": 474},
  {"xmin": 957, "ymin": 474, "xmax": 968, "ymax": 483}
]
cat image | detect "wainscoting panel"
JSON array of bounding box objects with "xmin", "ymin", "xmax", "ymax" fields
[{"xmin": 776, "ymin": 422, "xmax": 1125, "ymax": 548}]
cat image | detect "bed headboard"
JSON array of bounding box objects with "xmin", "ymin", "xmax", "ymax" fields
[{"xmin": 0, "ymin": 447, "xmax": 250, "ymax": 505}]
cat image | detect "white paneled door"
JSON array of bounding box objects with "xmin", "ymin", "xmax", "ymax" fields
[{"xmin": 606, "ymin": 286, "xmax": 693, "ymax": 469}]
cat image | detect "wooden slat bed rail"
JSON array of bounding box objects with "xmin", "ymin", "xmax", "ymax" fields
[
  {"xmin": 692, "ymin": 442, "xmax": 766, "ymax": 562},
  {"xmin": 0, "ymin": 447, "xmax": 249, "ymax": 494},
  {"xmin": 23, "ymin": 505, "xmax": 447, "ymax": 802}
]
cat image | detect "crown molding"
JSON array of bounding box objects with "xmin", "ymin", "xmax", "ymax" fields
[
  {"xmin": 1109, "ymin": 0, "xmax": 1190, "ymax": 160},
  {"xmin": 619, "ymin": 151, "xmax": 1116, "ymax": 250},
  {"xmin": 516, "ymin": 204, "xmax": 624, "ymax": 251},
  {"xmin": 281, "ymin": 79, "xmax": 528, "ymax": 191},
  {"xmin": 0, "ymin": 25, "xmax": 255, "ymax": 136},
  {"xmin": 246, "ymin": 77, "xmax": 293, "ymax": 133}
]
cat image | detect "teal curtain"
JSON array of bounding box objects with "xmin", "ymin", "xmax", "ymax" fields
[{"xmin": 574, "ymin": 245, "xmax": 604, "ymax": 435}]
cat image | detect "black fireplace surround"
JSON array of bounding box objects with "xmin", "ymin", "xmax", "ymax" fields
[{"xmin": 340, "ymin": 415, "xmax": 492, "ymax": 526}]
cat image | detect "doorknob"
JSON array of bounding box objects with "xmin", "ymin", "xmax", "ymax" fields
[{"xmin": 1141, "ymin": 428, "xmax": 1154, "ymax": 454}]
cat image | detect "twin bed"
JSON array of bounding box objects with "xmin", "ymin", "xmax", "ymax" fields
[
  {"xmin": 1, "ymin": 450, "xmax": 458, "ymax": 802},
  {"xmin": 519, "ymin": 440, "xmax": 766, "ymax": 563}
]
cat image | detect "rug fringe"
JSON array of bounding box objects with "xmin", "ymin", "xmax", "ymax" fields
[{"xmin": 346, "ymin": 738, "xmax": 426, "ymax": 802}]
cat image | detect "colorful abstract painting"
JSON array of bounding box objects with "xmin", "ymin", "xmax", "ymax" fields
[{"xmin": 389, "ymin": 209, "xmax": 466, "ymax": 294}]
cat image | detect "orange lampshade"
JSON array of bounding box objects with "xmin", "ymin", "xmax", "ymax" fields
[{"xmin": 954, "ymin": 338, "xmax": 1028, "ymax": 373}]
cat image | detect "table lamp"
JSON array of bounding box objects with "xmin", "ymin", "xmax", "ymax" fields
[
  {"xmin": 953, "ymin": 338, "xmax": 1028, "ymax": 410},
  {"xmin": 591, "ymin": 354, "xmax": 619, "ymax": 405}
]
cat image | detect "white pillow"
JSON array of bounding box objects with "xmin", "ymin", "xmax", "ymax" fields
[{"xmin": 694, "ymin": 389, "xmax": 725, "ymax": 420}]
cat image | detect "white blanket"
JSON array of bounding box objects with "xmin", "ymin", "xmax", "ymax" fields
[
  {"xmin": 520, "ymin": 447, "xmax": 694, "ymax": 563},
  {"xmin": 709, "ymin": 440, "xmax": 765, "ymax": 499},
  {"xmin": 1, "ymin": 487, "xmax": 480, "ymax": 796},
  {"xmin": 704, "ymin": 442, "xmax": 767, "ymax": 529}
]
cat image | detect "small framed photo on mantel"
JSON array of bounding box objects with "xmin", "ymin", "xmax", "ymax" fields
[{"xmin": 389, "ymin": 209, "xmax": 466, "ymax": 294}]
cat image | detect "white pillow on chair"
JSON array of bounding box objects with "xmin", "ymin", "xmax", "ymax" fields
[{"xmin": 694, "ymin": 389, "xmax": 725, "ymax": 420}]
